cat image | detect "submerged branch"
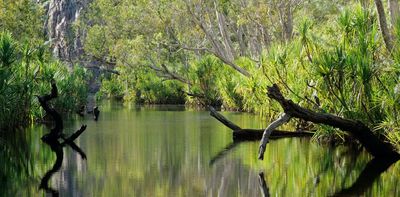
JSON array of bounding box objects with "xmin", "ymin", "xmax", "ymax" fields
[{"xmin": 209, "ymin": 106, "xmax": 241, "ymax": 130}]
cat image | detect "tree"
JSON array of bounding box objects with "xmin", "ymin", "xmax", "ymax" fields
[{"xmin": 374, "ymin": 0, "xmax": 393, "ymax": 51}]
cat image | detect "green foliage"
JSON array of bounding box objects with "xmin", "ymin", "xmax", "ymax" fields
[
  {"xmin": 98, "ymin": 66, "xmax": 185, "ymax": 104},
  {"xmin": 0, "ymin": 127, "xmax": 54, "ymax": 196},
  {"xmin": 0, "ymin": 32, "xmax": 88, "ymax": 131},
  {"xmin": 0, "ymin": 0, "xmax": 45, "ymax": 44},
  {"xmin": 188, "ymin": 55, "xmax": 224, "ymax": 107},
  {"xmin": 82, "ymin": 0, "xmax": 400, "ymax": 147},
  {"xmin": 0, "ymin": 32, "xmax": 16, "ymax": 67}
]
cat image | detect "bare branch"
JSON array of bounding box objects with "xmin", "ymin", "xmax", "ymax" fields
[{"xmin": 258, "ymin": 113, "xmax": 291, "ymax": 160}]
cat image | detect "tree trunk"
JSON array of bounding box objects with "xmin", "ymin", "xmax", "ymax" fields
[
  {"xmin": 283, "ymin": 6, "xmax": 293, "ymax": 42},
  {"xmin": 215, "ymin": 7, "xmax": 235, "ymax": 61},
  {"xmin": 388, "ymin": 0, "xmax": 400, "ymax": 27},
  {"xmin": 375, "ymin": 0, "xmax": 394, "ymax": 51},
  {"xmin": 37, "ymin": 82, "xmax": 63, "ymax": 138},
  {"xmin": 38, "ymin": 82, "xmax": 88, "ymax": 195},
  {"xmin": 261, "ymin": 84, "xmax": 399, "ymax": 159},
  {"xmin": 237, "ymin": 26, "xmax": 247, "ymax": 56},
  {"xmin": 37, "ymin": 82, "xmax": 87, "ymax": 144},
  {"xmin": 185, "ymin": 2, "xmax": 251, "ymax": 77}
]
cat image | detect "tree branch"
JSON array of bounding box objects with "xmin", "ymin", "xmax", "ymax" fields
[
  {"xmin": 258, "ymin": 113, "xmax": 291, "ymax": 160},
  {"xmin": 264, "ymin": 84, "xmax": 399, "ymax": 158}
]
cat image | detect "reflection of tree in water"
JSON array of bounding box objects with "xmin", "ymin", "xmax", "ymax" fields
[
  {"xmin": 332, "ymin": 157, "xmax": 399, "ymax": 196},
  {"xmin": 0, "ymin": 130, "xmax": 41, "ymax": 196},
  {"xmin": 209, "ymin": 140, "xmax": 399, "ymax": 196},
  {"xmin": 258, "ymin": 172, "xmax": 270, "ymax": 197},
  {"xmin": 37, "ymin": 82, "xmax": 87, "ymax": 196},
  {"xmin": 39, "ymin": 130, "xmax": 87, "ymax": 196},
  {"xmin": 207, "ymin": 158, "xmax": 262, "ymax": 196}
]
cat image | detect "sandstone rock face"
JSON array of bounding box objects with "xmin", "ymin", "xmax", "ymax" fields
[
  {"xmin": 44, "ymin": 0, "xmax": 101, "ymax": 112},
  {"xmin": 44, "ymin": 0, "xmax": 89, "ymax": 63}
]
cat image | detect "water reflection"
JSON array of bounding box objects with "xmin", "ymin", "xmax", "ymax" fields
[
  {"xmin": 39, "ymin": 133, "xmax": 87, "ymax": 196},
  {"xmin": 0, "ymin": 126, "xmax": 53, "ymax": 196},
  {"xmin": 209, "ymin": 142, "xmax": 240, "ymax": 165},
  {"xmin": 333, "ymin": 157, "xmax": 399, "ymax": 196},
  {"xmin": 39, "ymin": 139, "xmax": 63, "ymax": 196},
  {"xmin": 210, "ymin": 135, "xmax": 400, "ymax": 196},
  {"xmin": 1, "ymin": 103, "xmax": 400, "ymax": 196},
  {"xmin": 258, "ymin": 172, "xmax": 270, "ymax": 197}
]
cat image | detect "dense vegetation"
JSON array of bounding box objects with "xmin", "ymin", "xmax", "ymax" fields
[
  {"xmin": 0, "ymin": 0, "xmax": 399, "ymax": 148},
  {"xmin": 0, "ymin": 0, "xmax": 400, "ymax": 195},
  {"xmin": 80, "ymin": 0, "xmax": 400, "ymax": 148},
  {"xmin": 0, "ymin": 32, "xmax": 88, "ymax": 130},
  {"xmin": 0, "ymin": 1, "xmax": 88, "ymax": 130}
]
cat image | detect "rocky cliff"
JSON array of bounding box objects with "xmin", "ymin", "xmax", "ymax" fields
[
  {"xmin": 43, "ymin": 0, "xmax": 103, "ymax": 112},
  {"xmin": 43, "ymin": 0, "xmax": 89, "ymax": 63}
]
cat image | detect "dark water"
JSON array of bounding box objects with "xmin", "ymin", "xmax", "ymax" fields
[{"xmin": 1, "ymin": 103, "xmax": 399, "ymax": 196}]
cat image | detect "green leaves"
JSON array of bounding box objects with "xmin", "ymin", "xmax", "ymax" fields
[{"xmin": 0, "ymin": 32, "xmax": 16, "ymax": 68}]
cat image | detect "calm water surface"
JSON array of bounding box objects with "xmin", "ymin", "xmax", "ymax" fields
[{"xmin": 1, "ymin": 103, "xmax": 400, "ymax": 196}]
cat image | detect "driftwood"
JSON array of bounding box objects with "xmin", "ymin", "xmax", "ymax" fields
[
  {"xmin": 37, "ymin": 82, "xmax": 87, "ymax": 143},
  {"xmin": 258, "ymin": 84, "xmax": 400, "ymax": 159},
  {"xmin": 209, "ymin": 106, "xmax": 314, "ymax": 141}
]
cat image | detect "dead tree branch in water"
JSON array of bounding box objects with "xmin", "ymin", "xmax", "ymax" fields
[
  {"xmin": 209, "ymin": 106, "xmax": 313, "ymax": 141},
  {"xmin": 37, "ymin": 82, "xmax": 87, "ymax": 143},
  {"xmin": 37, "ymin": 82, "xmax": 63, "ymax": 140},
  {"xmin": 258, "ymin": 113, "xmax": 291, "ymax": 160},
  {"xmin": 258, "ymin": 84, "xmax": 399, "ymax": 160},
  {"xmin": 37, "ymin": 82, "xmax": 88, "ymax": 195}
]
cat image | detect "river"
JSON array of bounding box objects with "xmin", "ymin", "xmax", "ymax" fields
[{"xmin": 1, "ymin": 102, "xmax": 399, "ymax": 196}]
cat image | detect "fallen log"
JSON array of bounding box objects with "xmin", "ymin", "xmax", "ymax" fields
[
  {"xmin": 209, "ymin": 106, "xmax": 314, "ymax": 141},
  {"xmin": 258, "ymin": 84, "xmax": 400, "ymax": 159}
]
